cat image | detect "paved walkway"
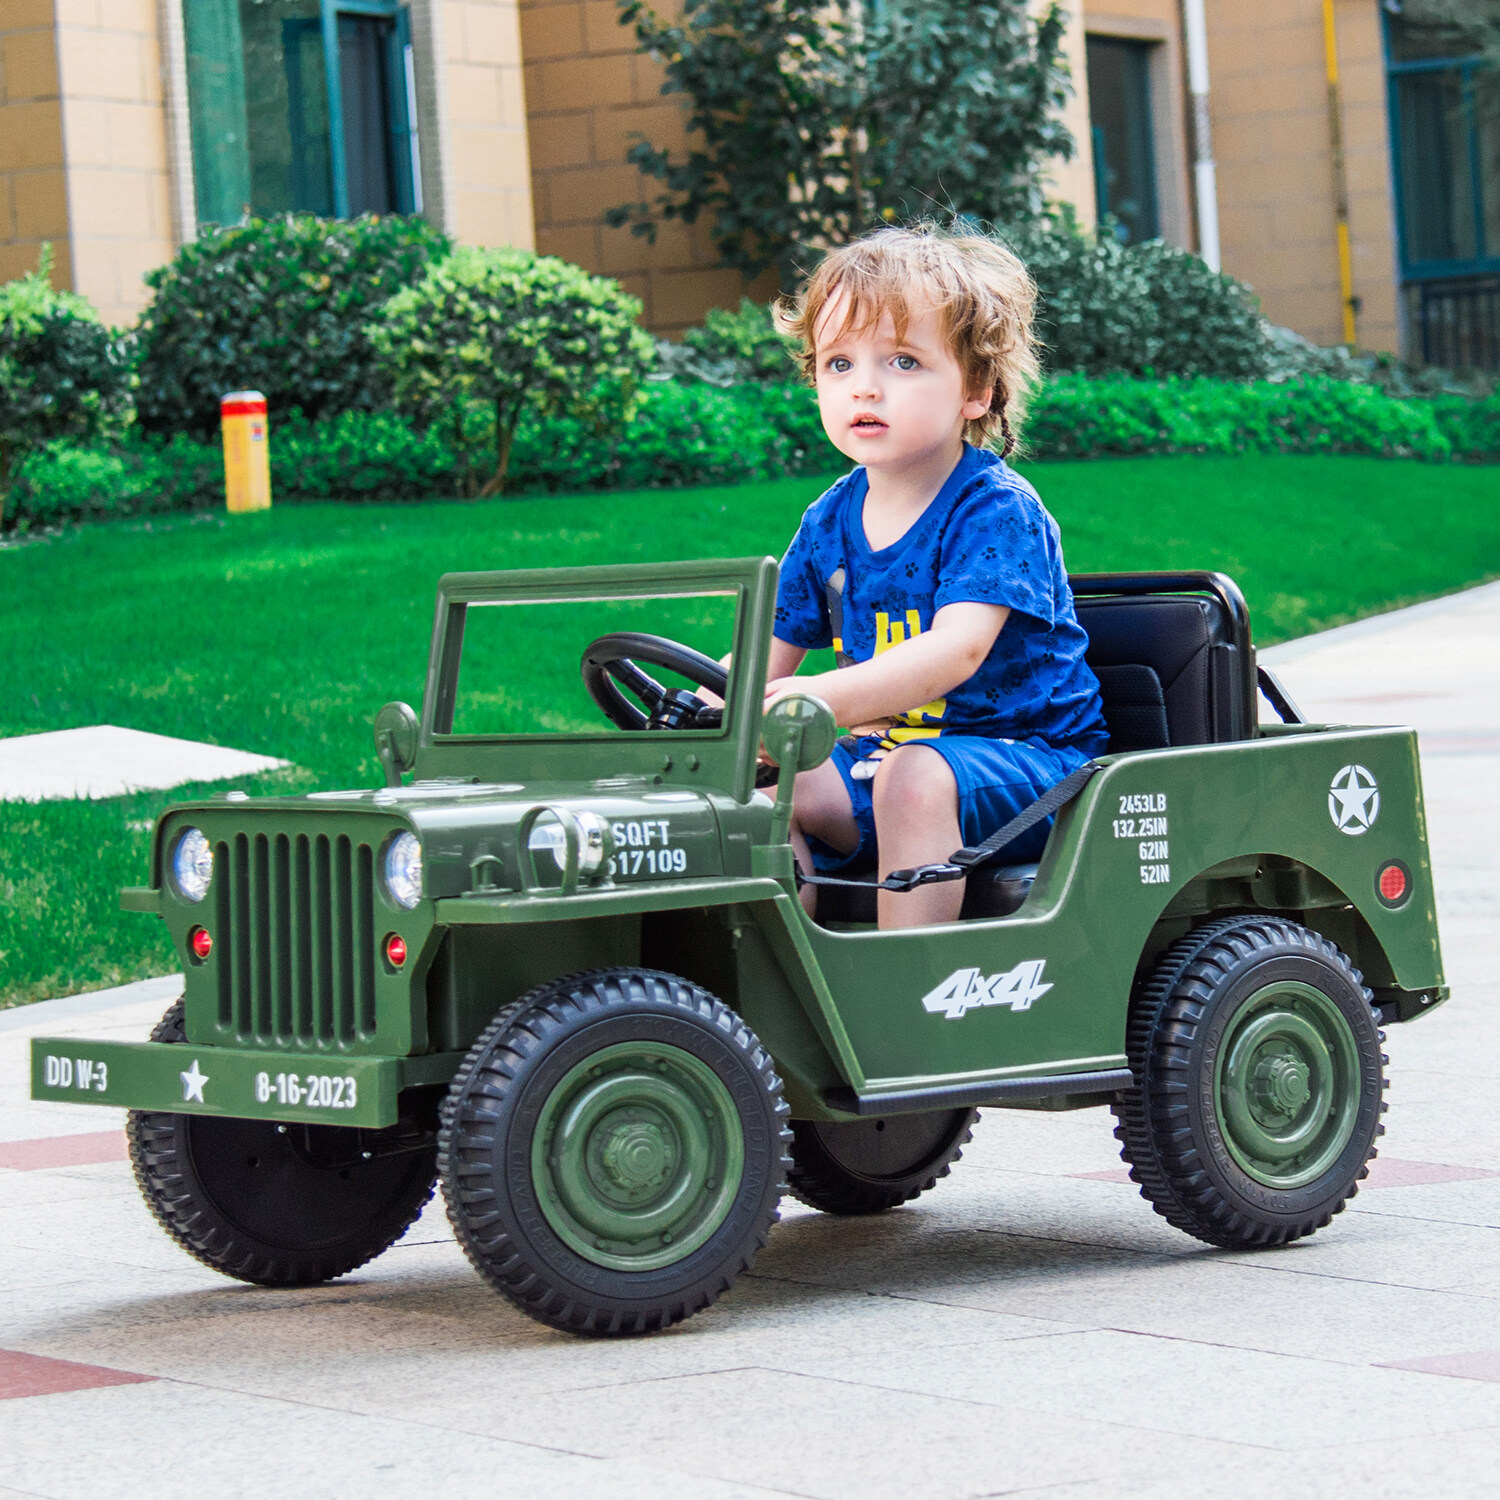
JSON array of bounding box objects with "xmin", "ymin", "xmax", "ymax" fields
[{"xmin": 3, "ymin": 582, "xmax": 1499, "ymax": 1498}]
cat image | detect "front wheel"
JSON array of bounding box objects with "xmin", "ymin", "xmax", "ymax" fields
[
  {"xmin": 439, "ymin": 969, "xmax": 790, "ymax": 1336},
  {"xmin": 127, "ymin": 1002, "xmax": 438, "ymax": 1286},
  {"xmin": 1113, "ymin": 916, "xmax": 1386, "ymax": 1249}
]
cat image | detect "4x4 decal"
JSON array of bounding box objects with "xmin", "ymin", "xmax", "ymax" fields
[{"xmin": 922, "ymin": 960, "xmax": 1053, "ymax": 1020}]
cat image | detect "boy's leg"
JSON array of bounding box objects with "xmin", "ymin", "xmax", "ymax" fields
[
  {"xmin": 788, "ymin": 757, "xmax": 860, "ymax": 916},
  {"xmin": 871, "ymin": 744, "xmax": 964, "ymax": 929}
]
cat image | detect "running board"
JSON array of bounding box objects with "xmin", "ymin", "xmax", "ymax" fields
[{"xmin": 823, "ymin": 1068, "xmax": 1134, "ymax": 1117}]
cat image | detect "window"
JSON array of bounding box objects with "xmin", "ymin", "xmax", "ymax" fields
[
  {"xmin": 1385, "ymin": 10, "xmax": 1498, "ymax": 278},
  {"xmin": 1384, "ymin": 8, "xmax": 1500, "ymax": 368},
  {"xmin": 183, "ymin": 0, "xmax": 421, "ymax": 226},
  {"xmin": 1086, "ymin": 36, "xmax": 1160, "ymax": 245}
]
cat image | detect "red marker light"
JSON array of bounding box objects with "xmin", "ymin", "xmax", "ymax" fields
[
  {"xmin": 385, "ymin": 934, "xmax": 408, "ymax": 968},
  {"xmin": 189, "ymin": 927, "xmax": 213, "ymax": 960},
  {"xmin": 1376, "ymin": 861, "xmax": 1410, "ymax": 907}
]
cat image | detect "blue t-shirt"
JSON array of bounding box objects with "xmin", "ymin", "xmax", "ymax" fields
[{"xmin": 775, "ymin": 445, "xmax": 1107, "ymax": 753}]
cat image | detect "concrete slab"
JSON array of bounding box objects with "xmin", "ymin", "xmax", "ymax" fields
[{"xmin": 0, "ymin": 725, "xmax": 287, "ymax": 802}]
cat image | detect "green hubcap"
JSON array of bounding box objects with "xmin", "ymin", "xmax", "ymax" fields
[
  {"xmin": 1214, "ymin": 981, "xmax": 1362, "ymax": 1190},
  {"xmin": 531, "ymin": 1041, "xmax": 744, "ymax": 1271}
]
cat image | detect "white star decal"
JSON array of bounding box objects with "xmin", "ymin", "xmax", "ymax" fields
[
  {"xmin": 1328, "ymin": 764, "xmax": 1379, "ymax": 835},
  {"xmin": 180, "ymin": 1058, "xmax": 209, "ymax": 1104}
]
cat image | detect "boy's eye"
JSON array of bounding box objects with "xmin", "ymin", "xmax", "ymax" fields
[
  {"xmin": 827, "ymin": 356, "xmax": 852, "ymax": 374},
  {"xmin": 893, "ymin": 354, "xmax": 918, "ymax": 371}
]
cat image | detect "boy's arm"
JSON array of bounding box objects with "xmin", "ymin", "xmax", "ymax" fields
[
  {"xmin": 765, "ymin": 602, "xmax": 1008, "ymax": 728},
  {"xmin": 766, "ymin": 638, "xmax": 808, "ymax": 682}
]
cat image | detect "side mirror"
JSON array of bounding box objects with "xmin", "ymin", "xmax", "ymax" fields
[
  {"xmin": 762, "ymin": 693, "xmax": 838, "ymax": 773},
  {"xmin": 374, "ymin": 701, "xmax": 419, "ymax": 787}
]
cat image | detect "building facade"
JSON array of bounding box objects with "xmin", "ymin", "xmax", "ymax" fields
[{"xmin": 0, "ymin": 0, "xmax": 1495, "ymax": 364}]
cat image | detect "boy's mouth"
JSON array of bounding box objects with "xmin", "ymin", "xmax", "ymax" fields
[{"xmin": 850, "ymin": 413, "xmax": 887, "ymax": 433}]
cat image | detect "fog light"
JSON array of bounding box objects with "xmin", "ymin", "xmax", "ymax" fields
[
  {"xmin": 1376, "ymin": 860, "xmax": 1410, "ymax": 907},
  {"xmin": 189, "ymin": 927, "xmax": 213, "ymax": 961},
  {"xmin": 385, "ymin": 933, "xmax": 407, "ymax": 968}
]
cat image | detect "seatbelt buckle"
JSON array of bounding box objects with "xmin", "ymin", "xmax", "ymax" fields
[{"xmin": 882, "ymin": 862, "xmax": 967, "ymax": 892}]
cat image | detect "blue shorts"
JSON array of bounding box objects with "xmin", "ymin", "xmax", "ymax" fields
[{"xmin": 808, "ymin": 734, "xmax": 1094, "ymax": 874}]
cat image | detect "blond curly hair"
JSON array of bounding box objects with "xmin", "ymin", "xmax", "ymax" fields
[{"xmin": 777, "ymin": 223, "xmax": 1040, "ymax": 456}]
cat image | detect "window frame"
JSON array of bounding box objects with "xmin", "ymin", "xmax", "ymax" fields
[
  {"xmin": 183, "ymin": 0, "xmax": 418, "ymax": 225},
  {"xmin": 1384, "ymin": 11, "xmax": 1498, "ymax": 282}
]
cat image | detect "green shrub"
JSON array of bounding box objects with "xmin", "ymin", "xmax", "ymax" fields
[
  {"xmin": 8, "ymin": 434, "xmax": 219, "ymax": 531},
  {"xmin": 1005, "ymin": 214, "xmax": 1270, "ymax": 379},
  {"xmin": 1431, "ymin": 392, "xmax": 1500, "ymax": 461},
  {"xmin": 271, "ymin": 408, "xmax": 457, "ymax": 500},
  {"xmin": 10, "ymin": 375, "xmax": 1494, "ymax": 532},
  {"xmin": 1025, "ymin": 374, "xmax": 1452, "ymax": 460},
  {"xmin": 132, "ymin": 214, "xmax": 450, "ymax": 440},
  {"xmin": 371, "ymin": 246, "xmax": 656, "ymax": 496},
  {"xmin": 0, "ymin": 249, "xmax": 132, "ymax": 521}
]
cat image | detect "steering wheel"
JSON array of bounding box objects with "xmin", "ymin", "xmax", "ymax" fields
[{"xmin": 581, "ymin": 632, "xmax": 729, "ymax": 732}]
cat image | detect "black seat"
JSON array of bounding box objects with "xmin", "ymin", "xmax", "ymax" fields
[
  {"xmin": 1075, "ymin": 573, "xmax": 1256, "ymax": 752},
  {"xmin": 807, "ymin": 574, "xmax": 1256, "ymax": 927}
]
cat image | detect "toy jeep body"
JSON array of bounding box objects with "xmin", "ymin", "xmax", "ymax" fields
[{"xmin": 32, "ymin": 557, "xmax": 1446, "ymax": 1334}]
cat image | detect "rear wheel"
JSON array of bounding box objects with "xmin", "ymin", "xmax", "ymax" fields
[
  {"xmin": 127, "ymin": 1001, "xmax": 438, "ymax": 1286},
  {"xmin": 788, "ymin": 1109, "xmax": 977, "ymax": 1215},
  {"xmin": 439, "ymin": 969, "xmax": 790, "ymax": 1336},
  {"xmin": 1113, "ymin": 916, "xmax": 1385, "ymax": 1248}
]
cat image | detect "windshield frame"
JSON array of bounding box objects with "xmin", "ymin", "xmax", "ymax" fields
[{"xmin": 415, "ymin": 557, "xmax": 777, "ymax": 803}]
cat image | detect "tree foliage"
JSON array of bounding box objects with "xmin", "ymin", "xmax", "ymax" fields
[
  {"xmin": 369, "ymin": 246, "xmax": 656, "ymax": 496},
  {"xmin": 132, "ymin": 214, "xmax": 450, "ymax": 438},
  {"xmin": 607, "ymin": 0, "xmax": 1073, "ymax": 290},
  {"xmin": 0, "ymin": 247, "xmax": 131, "ymax": 519}
]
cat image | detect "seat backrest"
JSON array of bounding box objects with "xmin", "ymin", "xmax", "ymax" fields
[{"xmin": 1074, "ymin": 574, "xmax": 1255, "ymax": 751}]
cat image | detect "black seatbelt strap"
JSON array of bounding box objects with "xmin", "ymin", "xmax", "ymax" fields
[
  {"xmin": 824, "ymin": 570, "xmax": 856, "ymax": 669},
  {"xmin": 796, "ymin": 759, "xmax": 1104, "ymax": 894}
]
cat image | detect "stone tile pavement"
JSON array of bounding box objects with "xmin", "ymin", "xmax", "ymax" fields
[{"xmin": 2, "ymin": 581, "xmax": 1499, "ymax": 1498}]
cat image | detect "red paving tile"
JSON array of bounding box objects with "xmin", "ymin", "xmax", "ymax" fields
[
  {"xmin": 1070, "ymin": 1159, "xmax": 1500, "ymax": 1188},
  {"xmin": 1380, "ymin": 1351, "xmax": 1500, "ymax": 1383},
  {"xmin": 0, "ymin": 1131, "xmax": 128, "ymax": 1172},
  {"xmin": 0, "ymin": 1350, "xmax": 155, "ymax": 1401}
]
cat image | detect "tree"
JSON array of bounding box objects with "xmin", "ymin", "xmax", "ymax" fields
[
  {"xmin": 607, "ymin": 0, "xmax": 1074, "ymax": 291},
  {"xmin": 369, "ymin": 246, "xmax": 656, "ymax": 497}
]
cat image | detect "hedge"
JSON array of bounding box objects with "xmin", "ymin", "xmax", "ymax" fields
[{"xmin": 6, "ymin": 376, "xmax": 1496, "ymax": 532}]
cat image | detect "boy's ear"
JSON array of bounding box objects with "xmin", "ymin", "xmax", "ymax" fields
[{"xmin": 961, "ymin": 385, "xmax": 994, "ymax": 422}]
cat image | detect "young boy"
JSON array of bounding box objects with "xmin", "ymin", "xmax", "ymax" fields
[{"xmin": 768, "ymin": 226, "xmax": 1107, "ymax": 929}]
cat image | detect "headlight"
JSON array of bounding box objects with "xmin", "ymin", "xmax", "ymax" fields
[
  {"xmin": 527, "ymin": 811, "xmax": 607, "ymax": 877},
  {"xmin": 170, "ymin": 828, "xmax": 213, "ymax": 903},
  {"xmin": 383, "ymin": 831, "xmax": 423, "ymax": 909}
]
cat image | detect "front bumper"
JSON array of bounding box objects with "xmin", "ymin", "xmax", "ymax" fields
[{"xmin": 30, "ymin": 1038, "xmax": 462, "ymax": 1128}]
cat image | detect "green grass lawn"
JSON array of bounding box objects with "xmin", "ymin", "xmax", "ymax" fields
[{"xmin": 3, "ymin": 453, "xmax": 1498, "ymax": 1008}]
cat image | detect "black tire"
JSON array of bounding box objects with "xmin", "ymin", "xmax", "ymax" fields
[
  {"xmin": 787, "ymin": 1109, "xmax": 978, "ymax": 1215},
  {"xmin": 1112, "ymin": 916, "xmax": 1386, "ymax": 1249},
  {"xmin": 439, "ymin": 968, "xmax": 790, "ymax": 1336},
  {"xmin": 126, "ymin": 1001, "xmax": 438, "ymax": 1286}
]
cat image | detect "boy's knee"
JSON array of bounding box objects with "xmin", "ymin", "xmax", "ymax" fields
[{"xmin": 873, "ymin": 744, "xmax": 957, "ymax": 816}]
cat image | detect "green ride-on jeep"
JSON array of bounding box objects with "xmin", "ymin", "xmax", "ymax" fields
[{"xmin": 32, "ymin": 557, "xmax": 1447, "ymax": 1335}]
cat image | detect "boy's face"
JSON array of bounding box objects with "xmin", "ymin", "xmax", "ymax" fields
[{"xmin": 812, "ymin": 289, "xmax": 992, "ymax": 475}]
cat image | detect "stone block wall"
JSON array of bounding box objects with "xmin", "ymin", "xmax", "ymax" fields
[
  {"xmin": 1208, "ymin": 0, "xmax": 1398, "ymax": 353},
  {"xmin": 0, "ymin": 0, "xmax": 70, "ymax": 289}
]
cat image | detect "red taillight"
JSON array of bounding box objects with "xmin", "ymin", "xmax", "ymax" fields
[
  {"xmin": 189, "ymin": 927, "xmax": 213, "ymax": 960},
  {"xmin": 1377, "ymin": 861, "xmax": 1409, "ymax": 906},
  {"xmin": 385, "ymin": 933, "xmax": 407, "ymax": 968}
]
